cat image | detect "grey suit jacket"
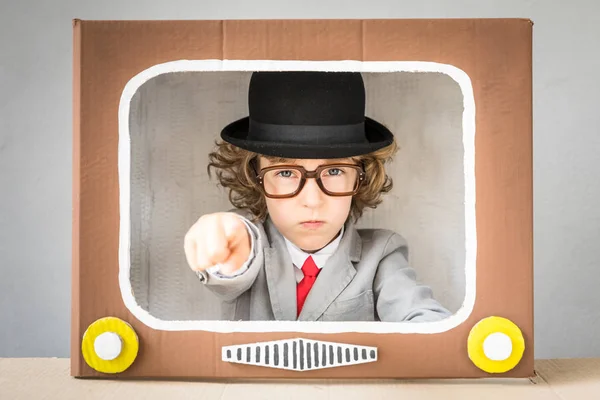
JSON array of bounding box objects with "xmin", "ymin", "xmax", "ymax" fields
[{"xmin": 196, "ymin": 210, "xmax": 451, "ymax": 322}]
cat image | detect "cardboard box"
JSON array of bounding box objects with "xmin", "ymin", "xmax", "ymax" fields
[{"xmin": 72, "ymin": 18, "xmax": 533, "ymax": 379}]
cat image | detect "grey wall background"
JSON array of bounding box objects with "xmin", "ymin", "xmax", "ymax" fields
[{"xmin": 0, "ymin": 0, "xmax": 598, "ymax": 359}]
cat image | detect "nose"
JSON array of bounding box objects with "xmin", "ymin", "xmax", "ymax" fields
[{"xmin": 299, "ymin": 177, "xmax": 324, "ymax": 208}]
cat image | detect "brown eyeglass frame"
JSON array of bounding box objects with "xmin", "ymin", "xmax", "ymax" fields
[{"xmin": 255, "ymin": 163, "xmax": 366, "ymax": 199}]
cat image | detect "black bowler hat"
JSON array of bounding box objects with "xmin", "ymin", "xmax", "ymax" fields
[{"xmin": 220, "ymin": 71, "xmax": 394, "ymax": 159}]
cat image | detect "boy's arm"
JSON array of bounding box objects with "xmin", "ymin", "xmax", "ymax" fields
[
  {"xmin": 374, "ymin": 232, "xmax": 452, "ymax": 322},
  {"xmin": 195, "ymin": 210, "xmax": 264, "ymax": 302}
]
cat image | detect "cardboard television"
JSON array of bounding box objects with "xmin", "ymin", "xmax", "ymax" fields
[{"xmin": 72, "ymin": 18, "xmax": 533, "ymax": 379}]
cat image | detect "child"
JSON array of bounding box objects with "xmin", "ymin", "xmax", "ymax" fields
[{"xmin": 184, "ymin": 71, "xmax": 451, "ymax": 322}]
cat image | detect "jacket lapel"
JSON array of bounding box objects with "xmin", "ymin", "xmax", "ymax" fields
[
  {"xmin": 297, "ymin": 219, "xmax": 362, "ymax": 321},
  {"xmin": 263, "ymin": 217, "xmax": 299, "ymax": 321}
]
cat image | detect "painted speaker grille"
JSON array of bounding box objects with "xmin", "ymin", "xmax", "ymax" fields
[{"xmin": 222, "ymin": 338, "xmax": 377, "ymax": 371}]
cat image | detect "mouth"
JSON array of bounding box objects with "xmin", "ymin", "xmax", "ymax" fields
[{"xmin": 300, "ymin": 220, "xmax": 325, "ymax": 229}]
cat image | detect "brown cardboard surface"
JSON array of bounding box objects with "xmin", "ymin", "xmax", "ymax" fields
[
  {"xmin": 72, "ymin": 19, "xmax": 533, "ymax": 379},
  {"xmin": 5, "ymin": 358, "xmax": 600, "ymax": 399},
  {"xmin": 536, "ymin": 359, "xmax": 600, "ymax": 399}
]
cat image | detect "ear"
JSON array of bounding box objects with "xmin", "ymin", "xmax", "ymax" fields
[{"xmin": 251, "ymin": 156, "xmax": 261, "ymax": 172}]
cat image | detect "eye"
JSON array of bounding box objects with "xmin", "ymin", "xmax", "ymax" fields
[
  {"xmin": 276, "ymin": 170, "xmax": 295, "ymax": 178},
  {"xmin": 325, "ymin": 168, "xmax": 344, "ymax": 176}
]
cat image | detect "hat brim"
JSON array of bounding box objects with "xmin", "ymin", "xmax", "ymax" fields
[{"xmin": 220, "ymin": 117, "xmax": 394, "ymax": 159}]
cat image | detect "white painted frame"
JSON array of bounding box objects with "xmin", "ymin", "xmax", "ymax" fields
[{"xmin": 117, "ymin": 60, "xmax": 476, "ymax": 334}]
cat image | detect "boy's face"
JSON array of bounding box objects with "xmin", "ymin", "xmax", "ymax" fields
[{"xmin": 258, "ymin": 157, "xmax": 355, "ymax": 252}]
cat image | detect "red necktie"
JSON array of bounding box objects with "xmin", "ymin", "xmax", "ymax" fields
[{"xmin": 297, "ymin": 256, "xmax": 320, "ymax": 317}]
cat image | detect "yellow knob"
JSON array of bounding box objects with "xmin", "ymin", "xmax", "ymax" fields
[
  {"xmin": 467, "ymin": 316, "xmax": 525, "ymax": 373},
  {"xmin": 82, "ymin": 317, "xmax": 139, "ymax": 374}
]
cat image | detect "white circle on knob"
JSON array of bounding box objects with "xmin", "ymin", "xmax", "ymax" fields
[
  {"xmin": 94, "ymin": 332, "xmax": 123, "ymax": 361},
  {"xmin": 483, "ymin": 332, "xmax": 513, "ymax": 361}
]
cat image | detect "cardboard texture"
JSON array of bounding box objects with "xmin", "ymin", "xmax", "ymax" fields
[
  {"xmin": 4, "ymin": 358, "xmax": 599, "ymax": 398},
  {"xmin": 72, "ymin": 18, "xmax": 533, "ymax": 379}
]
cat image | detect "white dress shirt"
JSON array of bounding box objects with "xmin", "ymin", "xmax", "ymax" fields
[{"xmin": 284, "ymin": 226, "xmax": 344, "ymax": 283}]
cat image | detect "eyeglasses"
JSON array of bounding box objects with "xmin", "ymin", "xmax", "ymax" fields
[{"xmin": 256, "ymin": 163, "xmax": 366, "ymax": 199}]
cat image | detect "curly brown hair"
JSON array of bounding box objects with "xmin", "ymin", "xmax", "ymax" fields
[{"xmin": 207, "ymin": 139, "xmax": 399, "ymax": 223}]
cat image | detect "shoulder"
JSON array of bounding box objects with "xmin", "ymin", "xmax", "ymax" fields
[{"xmin": 356, "ymin": 227, "xmax": 409, "ymax": 258}]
